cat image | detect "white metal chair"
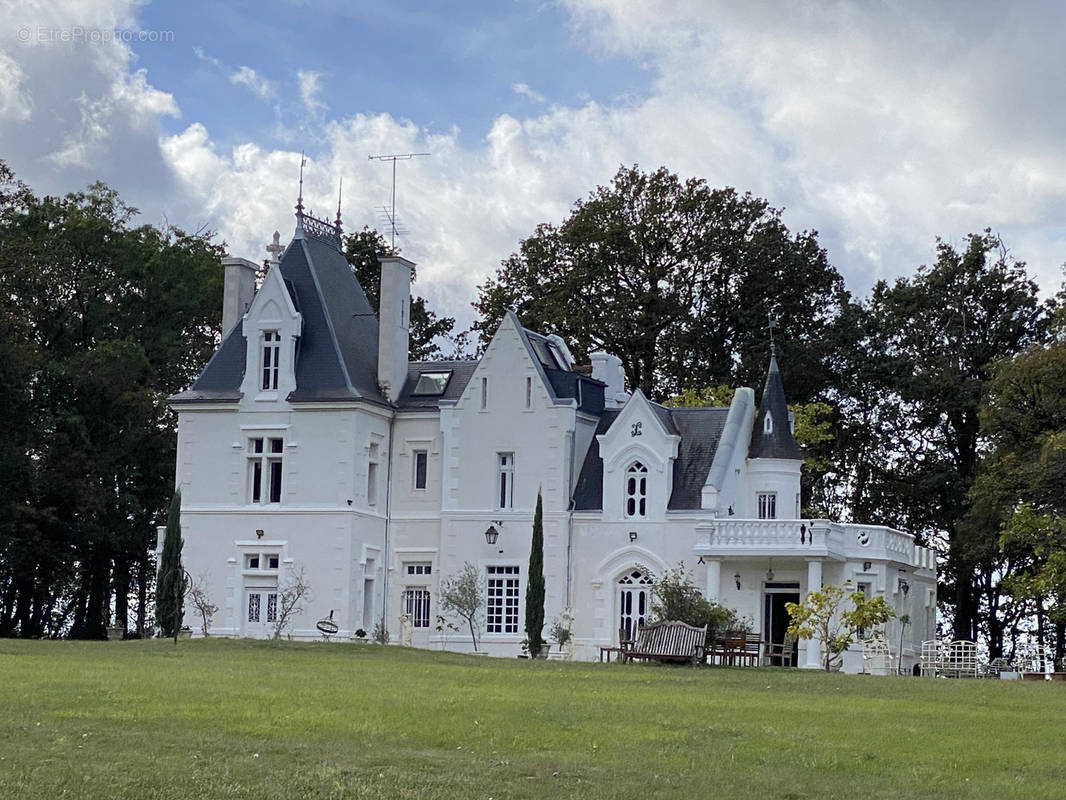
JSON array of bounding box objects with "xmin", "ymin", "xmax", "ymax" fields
[
  {"xmin": 861, "ymin": 637, "xmax": 893, "ymax": 675},
  {"xmin": 920, "ymin": 639, "xmax": 943, "ymax": 677},
  {"xmin": 943, "ymin": 640, "xmax": 978, "ymax": 678}
]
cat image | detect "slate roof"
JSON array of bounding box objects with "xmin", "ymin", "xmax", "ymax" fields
[
  {"xmin": 571, "ymin": 405, "xmax": 730, "ymax": 511},
  {"xmin": 171, "ymin": 225, "xmax": 388, "ymax": 406},
  {"xmin": 747, "ymin": 355, "xmax": 804, "ymax": 460},
  {"xmin": 396, "ymin": 361, "xmax": 478, "ymax": 409}
]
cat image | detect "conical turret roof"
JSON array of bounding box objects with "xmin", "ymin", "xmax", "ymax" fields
[{"xmin": 748, "ymin": 354, "xmax": 804, "ymax": 460}]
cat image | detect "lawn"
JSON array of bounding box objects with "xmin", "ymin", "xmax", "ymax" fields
[{"xmin": 1, "ymin": 638, "xmax": 1063, "ymax": 799}]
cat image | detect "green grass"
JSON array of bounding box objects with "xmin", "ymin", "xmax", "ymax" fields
[{"xmin": 1, "ymin": 638, "xmax": 1064, "ymax": 799}]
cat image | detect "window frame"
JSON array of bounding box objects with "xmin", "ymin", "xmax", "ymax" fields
[
  {"xmin": 402, "ymin": 586, "xmax": 431, "ymax": 628},
  {"xmin": 757, "ymin": 491, "xmax": 777, "ymax": 520},
  {"xmin": 485, "ymin": 565, "xmax": 521, "ymax": 635},
  {"xmin": 248, "ymin": 436, "xmax": 284, "ymax": 505},
  {"xmin": 624, "ymin": 461, "xmax": 648, "ymax": 518},
  {"xmin": 497, "ymin": 452, "xmax": 515, "ymax": 510},
  {"xmin": 413, "ymin": 449, "xmax": 428, "ymax": 491},
  {"xmin": 261, "ymin": 330, "xmax": 280, "ymax": 391}
]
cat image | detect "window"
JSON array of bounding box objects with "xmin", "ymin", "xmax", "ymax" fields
[
  {"xmin": 245, "ymin": 554, "xmax": 260, "ymax": 570},
  {"xmin": 412, "ymin": 371, "xmax": 452, "ymax": 396},
  {"xmin": 525, "ymin": 376, "xmax": 532, "ymax": 409},
  {"xmin": 413, "ymin": 450, "xmax": 428, "ymax": 490},
  {"xmin": 486, "ymin": 565, "xmax": 520, "ymax": 634},
  {"xmin": 402, "ymin": 587, "xmax": 431, "ymax": 628},
  {"xmin": 367, "ymin": 442, "xmax": 379, "ymax": 507},
  {"xmin": 764, "ymin": 412, "xmax": 773, "ymax": 434},
  {"xmin": 261, "ymin": 330, "xmax": 280, "ymax": 391},
  {"xmin": 530, "ymin": 337, "xmax": 559, "ymax": 369},
  {"xmin": 266, "ymin": 553, "xmax": 279, "ymax": 570},
  {"xmin": 244, "ymin": 552, "xmax": 280, "ymax": 570},
  {"xmin": 625, "ymin": 462, "xmax": 648, "ymax": 518},
  {"xmin": 480, "ymin": 377, "xmax": 488, "ymax": 409},
  {"xmin": 856, "ymin": 582, "xmax": 871, "ymax": 637},
  {"xmin": 248, "ymin": 437, "xmax": 284, "ymax": 504},
  {"xmin": 497, "ymin": 452, "xmax": 514, "ymax": 509},
  {"xmin": 405, "ymin": 563, "xmax": 432, "ymax": 576},
  {"xmin": 758, "ymin": 492, "xmax": 777, "ymax": 520}
]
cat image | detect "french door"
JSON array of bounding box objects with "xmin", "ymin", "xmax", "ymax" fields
[
  {"xmin": 244, "ymin": 589, "xmax": 278, "ymax": 638},
  {"xmin": 618, "ymin": 569, "xmax": 654, "ymax": 641}
]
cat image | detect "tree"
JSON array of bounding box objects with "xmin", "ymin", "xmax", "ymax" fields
[
  {"xmin": 525, "ymin": 490, "xmax": 546, "ymax": 657},
  {"xmin": 188, "ymin": 575, "xmax": 218, "ymax": 637},
  {"xmin": 272, "ymin": 565, "xmax": 312, "ymax": 640},
  {"xmin": 343, "ymin": 227, "xmax": 463, "ymax": 360},
  {"xmin": 786, "ymin": 583, "xmax": 895, "ymax": 671},
  {"xmin": 474, "ymin": 165, "xmax": 846, "ymax": 402},
  {"xmin": 863, "ymin": 231, "xmax": 1047, "ymax": 643},
  {"xmin": 439, "ymin": 562, "xmax": 483, "ymax": 651},
  {"xmin": 156, "ymin": 491, "xmax": 184, "ymax": 638},
  {"xmin": 651, "ymin": 563, "xmax": 738, "ymax": 646},
  {"xmin": 0, "ymin": 164, "xmax": 222, "ymax": 639}
]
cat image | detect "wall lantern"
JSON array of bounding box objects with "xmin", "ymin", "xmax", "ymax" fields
[
  {"xmin": 629, "ymin": 531, "xmax": 638, "ymax": 542},
  {"xmin": 765, "ymin": 559, "xmax": 775, "ymax": 583},
  {"xmin": 863, "ymin": 561, "xmax": 872, "ymax": 572},
  {"xmin": 899, "ymin": 578, "xmax": 910, "ymax": 596},
  {"xmin": 734, "ymin": 572, "xmax": 742, "ymax": 590},
  {"xmin": 255, "ymin": 529, "xmax": 265, "ymax": 539},
  {"xmin": 484, "ymin": 525, "xmax": 500, "ymax": 545}
]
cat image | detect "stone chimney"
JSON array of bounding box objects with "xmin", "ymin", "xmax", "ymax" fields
[
  {"xmin": 221, "ymin": 257, "xmax": 258, "ymax": 335},
  {"xmin": 377, "ymin": 255, "xmax": 414, "ymax": 403},
  {"xmin": 590, "ymin": 351, "xmax": 629, "ymax": 408}
]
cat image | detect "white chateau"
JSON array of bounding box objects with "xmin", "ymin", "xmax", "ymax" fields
[{"xmin": 170, "ymin": 205, "xmax": 936, "ymax": 672}]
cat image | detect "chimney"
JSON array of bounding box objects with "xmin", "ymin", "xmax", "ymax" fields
[
  {"xmin": 590, "ymin": 351, "xmax": 629, "ymax": 408},
  {"xmin": 221, "ymin": 257, "xmax": 258, "ymax": 335},
  {"xmin": 377, "ymin": 255, "xmax": 414, "ymax": 403}
]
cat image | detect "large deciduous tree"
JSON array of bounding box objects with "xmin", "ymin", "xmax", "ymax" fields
[
  {"xmin": 862, "ymin": 232, "xmax": 1047, "ymax": 644},
  {"xmin": 474, "ymin": 165, "xmax": 847, "ymax": 403},
  {"xmin": 0, "ymin": 163, "xmax": 222, "ymax": 639}
]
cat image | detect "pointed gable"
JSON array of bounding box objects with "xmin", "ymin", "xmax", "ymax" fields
[
  {"xmin": 172, "ymin": 226, "xmax": 388, "ymax": 406},
  {"xmin": 748, "ymin": 354, "xmax": 803, "ymax": 460}
]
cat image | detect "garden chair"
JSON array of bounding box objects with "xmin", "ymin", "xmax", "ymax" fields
[
  {"xmin": 920, "ymin": 639, "xmax": 943, "ymax": 677},
  {"xmin": 943, "ymin": 640, "xmax": 978, "ymax": 678},
  {"xmin": 861, "ymin": 637, "xmax": 893, "ymax": 675},
  {"xmin": 765, "ymin": 632, "xmax": 796, "ymax": 667}
]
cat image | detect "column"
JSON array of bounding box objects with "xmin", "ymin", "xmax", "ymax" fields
[
  {"xmin": 804, "ymin": 559, "xmax": 823, "ymax": 670},
  {"xmin": 704, "ymin": 559, "xmax": 722, "ymax": 603}
]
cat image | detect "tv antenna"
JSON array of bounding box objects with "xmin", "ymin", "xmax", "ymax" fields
[{"xmin": 368, "ymin": 152, "xmax": 429, "ymax": 249}]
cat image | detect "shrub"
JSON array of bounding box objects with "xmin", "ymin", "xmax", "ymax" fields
[{"xmin": 651, "ymin": 563, "xmax": 739, "ymax": 645}]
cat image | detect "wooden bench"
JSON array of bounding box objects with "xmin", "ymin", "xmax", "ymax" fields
[{"xmin": 622, "ymin": 620, "xmax": 707, "ymax": 666}]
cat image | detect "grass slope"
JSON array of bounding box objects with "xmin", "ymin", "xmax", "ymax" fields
[{"xmin": 1, "ymin": 638, "xmax": 1063, "ymax": 799}]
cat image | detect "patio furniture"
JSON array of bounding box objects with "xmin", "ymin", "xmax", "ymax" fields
[
  {"xmin": 942, "ymin": 640, "xmax": 978, "ymax": 678},
  {"xmin": 919, "ymin": 639, "xmax": 944, "ymax": 677},
  {"xmin": 765, "ymin": 632, "xmax": 796, "ymax": 667},
  {"xmin": 623, "ymin": 619, "xmax": 707, "ymax": 666},
  {"xmin": 861, "ymin": 637, "xmax": 893, "ymax": 676}
]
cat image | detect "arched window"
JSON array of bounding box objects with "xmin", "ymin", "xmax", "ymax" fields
[
  {"xmin": 625, "ymin": 461, "xmax": 647, "ymax": 518},
  {"xmin": 764, "ymin": 412, "xmax": 773, "ymax": 434}
]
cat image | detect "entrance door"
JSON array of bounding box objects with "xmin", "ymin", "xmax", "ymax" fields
[
  {"xmin": 244, "ymin": 589, "xmax": 278, "ymax": 638},
  {"xmin": 618, "ymin": 569, "xmax": 653, "ymax": 641},
  {"xmin": 763, "ymin": 585, "xmax": 800, "ymax": 666}
]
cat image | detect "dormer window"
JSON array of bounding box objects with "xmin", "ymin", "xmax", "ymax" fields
[
  {"xmin": 625, "ymin": 461, "xmax": 648, "ymax": 518},
  {"xmin": 261, "ymin": 331, "xmax": 280, "ymax": 391},
  {"xmin": 412, "ymin": 371, "xmax": 452, "ymax": 396},
  {"xmin": 764, "ymin": 412, "xmax": 773, "ymax": 434}
]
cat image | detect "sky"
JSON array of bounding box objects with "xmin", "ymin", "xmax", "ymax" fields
[{"xmin": 2, "ymin": 0, "xmax": 1065, "ymax": 331}]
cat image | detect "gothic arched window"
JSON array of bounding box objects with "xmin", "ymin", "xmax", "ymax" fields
[{"xmin": 625, "ymin": 461, "xmax": 648, "ymax": 518}]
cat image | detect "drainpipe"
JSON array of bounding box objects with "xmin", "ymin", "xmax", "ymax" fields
[{"xmin": 381, "ymin": 411, "xmax": 396, "ymax": 633}]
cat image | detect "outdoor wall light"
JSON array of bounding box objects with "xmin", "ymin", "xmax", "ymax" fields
[
  {"xmin": 255, "ymin": 529, "xmax": 265, "ymax": 539},
  {"xmin": 734, "ymin": 572, "xmax": 742, "ymax": 590},
  {"xmin": 629, "ymin": 531, "xmax": 638, "ymax": 542},
  {"xmin": 863, "ymin": 561, "xmax": 872, "ymax": 572},
  {"xmin": 899, "ymin": 578, "xmax": 910, "ymax": 596},
  {"xmin": 484, "ymin": 525, "xmax": 500, "ymax": 545},
  {"xmin": 765, "ymin": 559, "xmax": 775, "ymax": 583}
]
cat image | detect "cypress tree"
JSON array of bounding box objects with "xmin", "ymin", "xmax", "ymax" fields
[
  {"xmin": 156, "ymin": 490, "xmax": 184, "ymax": 638},
  {"xmin": 525, "ymin": 490, "xmax": 545, "ymax": 657}
]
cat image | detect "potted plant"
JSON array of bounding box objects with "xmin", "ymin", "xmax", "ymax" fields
[{"xmin": 550, "ymin": 615, "xmax": 573, "ymax": 660}]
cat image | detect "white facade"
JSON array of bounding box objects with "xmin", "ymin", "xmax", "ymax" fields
[{"xmin": 172, "ymin": 217, "xmax": 937, "ymax": 672}]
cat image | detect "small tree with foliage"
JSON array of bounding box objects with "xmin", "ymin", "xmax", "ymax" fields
[
  {"xmin": 786, "ymin": 583, "xmax": 895, "ymax": 671},
  {"xmin": 525, "ymin": 491, "xmax": 546, "ymax": 656},
  {"xmin": 156, "ymin": 491, "xmax": 184, "ymax": 638},
  {"xmin": 440, "ymin": 562, "xmax": 483, "ymax": 651},
  {"xmin": 272, "ymin": 564, "xmax": 312, "ymax": 640},
  {"xmin": 651, "ymin": 563, "xmax": 739, "ymax": 646},
  {"xmin": 188, "ymin": 575, "xmax": 218, "ymax": 637}
]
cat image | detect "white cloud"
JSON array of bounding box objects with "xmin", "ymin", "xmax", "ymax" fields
[
  {"xmin": 229, "ymin": 66, "xmax": 275, "ymax": 100},
  {"xmin": 297, "ymin": 69, "xmax": 325, "ymax": 115},
  {"xmin": 511, "ymin": 82, "xmax": 544, "ymax": 104}
]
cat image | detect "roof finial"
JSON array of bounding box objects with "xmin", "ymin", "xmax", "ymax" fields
[
  {"xmin": 767, "ymin": 312, "xmax": 778, "ymax": 358},
  {"xmin": 295, "ymin": 151, "xmax": 306, "ymax": 219},
  {"xmin": 334, "ymin": 176, "xmax": 343, "ymax": 235}
]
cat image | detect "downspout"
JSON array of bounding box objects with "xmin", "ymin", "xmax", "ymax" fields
[
  {"xmin": 381, "ymin": 409, "xmax": 395, "ymax": 631},
  {"xmin": 565, "ymin": 426, "xmax": 575, "ymax": 607}
]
